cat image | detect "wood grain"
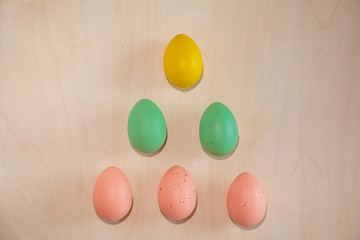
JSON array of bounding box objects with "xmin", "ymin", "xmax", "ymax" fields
[{"xmin": 1, "ymin": 0, "xmax": 359, "ymax": 239}]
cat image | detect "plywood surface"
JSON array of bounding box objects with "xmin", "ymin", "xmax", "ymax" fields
[{"xmin": 1, "ymin": 0, "xmax": 360, "ymax": 239}]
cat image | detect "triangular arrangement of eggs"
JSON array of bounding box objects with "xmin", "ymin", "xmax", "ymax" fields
[{"xmin": 92, "ymin": 34, "xmax": 267, "ymax": 228}]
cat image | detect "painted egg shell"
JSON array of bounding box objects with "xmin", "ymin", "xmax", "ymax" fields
[
  {"xmin": 158, "ymin": 165, "xmax": 197, "ymax": 221},
  {"xmin": 227, "ymin": 172, "xmax": 266, "ymax": 228},
  {"xmin": 93, "ymin": 166, "xmax": 132, "ymax": 223},
  {"xmin": 199, "ymin": 102, "xmax": 239, "ymax": 157},
  {"xmin": 127, "ymin": 99, "xmax": 167, "ymax": 153},
  {"xmin": 164, "ymin": 34, "xmax": 203, "ymax": 89}
]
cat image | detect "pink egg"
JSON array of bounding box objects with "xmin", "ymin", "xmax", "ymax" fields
[
  {"xmin": 158, "ymin": 165, "xmax": 197, "ymax": 222},
  {"xmin": 227, "ymin": 172, "xmax": 266, "ymax": 228},
  {"xmin": 93, "ymin": 166, "xmax": 132, "ymax": 223}
]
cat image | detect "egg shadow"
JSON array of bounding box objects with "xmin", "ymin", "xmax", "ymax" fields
[
  {"xmin": 96, "ymin": 197, "xmax": 134, "ymax": 225},
  {"xmin": 201, "ymin": 136, "xmax": 239, "ymax": 160},
  {"xmin": 166, "ymin": 65, "xmax": 204, "ymax": 92},
  {"xmin": 130, "ymin": 130, "xmax": 168, "ymax": 157},
  {"xmin": 159, "ymin": 194, "xmax": 198, "ymax": 225},
  {"xmin": 230, "ymin": 205, "xmax": 267, "ymax": 230}
]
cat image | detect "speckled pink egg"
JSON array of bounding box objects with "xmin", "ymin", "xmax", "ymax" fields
[
  {"xmin": 158, "ymin": 165, "xmax": 197, "ymax": 221},
  {"xmin": 227, "ymin": 172, "xmax": 266, "ymax": 228},
  {"xmin": 93, "ymin": 166, "xmax": 132, "ymax": 223}
]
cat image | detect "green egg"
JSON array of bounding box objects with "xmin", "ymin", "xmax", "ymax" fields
[
  {"xmin": 127, "ymin": 99, "xmax": 167, "ymax": 153},
  {"xmin": 199, "ymin": 102, "xmax": 239, "ymax": 157}
]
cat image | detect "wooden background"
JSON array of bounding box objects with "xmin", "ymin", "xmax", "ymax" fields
[{"xmin": 1, "ymin": 0, "xmax": 359, "ymax": 239}]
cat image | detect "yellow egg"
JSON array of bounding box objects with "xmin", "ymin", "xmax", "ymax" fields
[{"xmin": 164, "ymin": 34, "xmax": 203, "ymax": 89}]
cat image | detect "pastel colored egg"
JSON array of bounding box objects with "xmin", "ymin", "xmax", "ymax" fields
[
  {"xmin": 127, "ymin": 99, "xmax": 167, "ymax": 153},
  {"xmin": 199, "ymin": 102, "xmax": 239, "ymax": 157},
  {"xmin": 158, "ymin": 165, "xmax": 197, "ymax": 222},
  {"xmin": 93, "ymin": 166, "xmax": 132, "ymax": 223},
  {"xmin": 227, "ymin": 172, "xmax": 266, "ymax": 228}
]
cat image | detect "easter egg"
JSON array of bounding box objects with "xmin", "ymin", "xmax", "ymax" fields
[
  {"xmin": 128, "ymin": 99, "xmax": 167, "ymax": 153},
  {"xmin": 164, "ymin": 34, "xmax": 203, "ymax": 89},
  {"xmin": 158, "ymin": 165, "xmax": 197, "ymax": 222},
  {"xmin": 199, "ymin": 102, "xmax": 238, "ymax": 157},
  {"xmin": 227, "ymin": 172, "xmax": 266, "ymax": 228},
  {"xmin": 93, "ymin": 166, "xmax": 133, "ymax": 223}
]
